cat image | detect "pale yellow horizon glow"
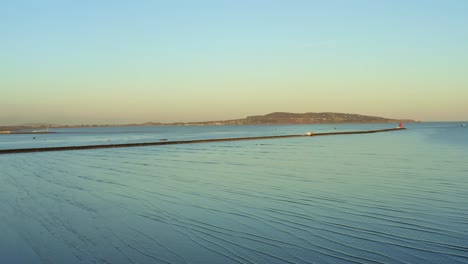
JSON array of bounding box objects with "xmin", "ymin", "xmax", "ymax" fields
[{"xmin": 2, "ymin": 1, "xmax": 467, "ymax": 125}]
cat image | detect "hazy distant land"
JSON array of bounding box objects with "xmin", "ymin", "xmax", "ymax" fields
[
  {"xmin": 183, "ymin": 112, "xmax": 415, "ymax": 126},
  {"xmin": 0, "ymin": 112, "xmax": 415, "ymax": 132}
]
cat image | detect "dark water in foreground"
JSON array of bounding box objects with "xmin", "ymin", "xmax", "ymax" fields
[{"xmin": 1, "ymin": 123, "xmax": 467, "ymax": 263}]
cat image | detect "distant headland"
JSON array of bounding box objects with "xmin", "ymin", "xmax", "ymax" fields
[
  {"xmin": 0, "ymin": 112, "xmax": 415, "ymax": 133},
  {"xmin": 180, "ymin": 112, "xmax": 415, "ymax": 126}
]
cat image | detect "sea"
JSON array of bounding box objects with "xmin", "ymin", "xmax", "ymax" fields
[{"xmin": 1, "ymin": 122, "xmax": 467, "ymax": 263}]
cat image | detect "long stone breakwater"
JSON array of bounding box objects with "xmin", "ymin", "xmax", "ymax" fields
[{"xmin": 0, "ymin": 127, "xmax": 406, "ymax": 154}]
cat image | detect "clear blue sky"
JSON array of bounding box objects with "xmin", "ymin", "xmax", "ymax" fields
[{"xmin": 1, "ymin": 0, "xmax": 467, "ymax": 124}]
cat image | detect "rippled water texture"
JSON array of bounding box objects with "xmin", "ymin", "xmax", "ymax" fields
[{"xmin": 1, "ymin": 123, "xmax": 467, "ymax": 263}]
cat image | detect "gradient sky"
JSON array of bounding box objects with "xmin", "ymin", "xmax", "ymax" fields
[{"xmin": 1, "ymin": 0, "xmax": 467, "ymax": 124}]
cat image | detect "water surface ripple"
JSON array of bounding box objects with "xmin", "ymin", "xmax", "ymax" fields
[{"xmin": 1, "ymin": 123, "xmax": 467, "ymax": 263}]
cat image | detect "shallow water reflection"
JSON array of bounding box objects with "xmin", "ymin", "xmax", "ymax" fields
[{"xmin": 1, "ymin": 123, "xmax": 467, "ymax": 263}]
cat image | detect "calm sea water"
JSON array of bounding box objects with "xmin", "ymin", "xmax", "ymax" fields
[{"xmin": 1, "ymin": 123, "xmax": 467, "ymax": 263}]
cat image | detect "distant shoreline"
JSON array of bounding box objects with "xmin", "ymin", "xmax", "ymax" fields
[
  {"xmin": 0, "ymin": 121, "xmax": 415, "ymax": 134},
  {"xmin": 0, "ymin": 111, "xmax": 416, "ymax": 133}
]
